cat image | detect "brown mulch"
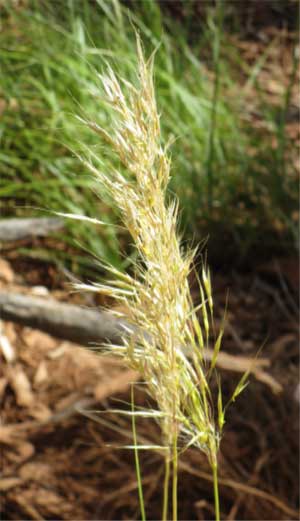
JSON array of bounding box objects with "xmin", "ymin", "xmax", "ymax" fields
[{"xmin": 0, "ymin": 252, "xmax": 299, "ymax": 521}]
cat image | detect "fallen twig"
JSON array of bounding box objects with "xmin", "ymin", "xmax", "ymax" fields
[
  {"xmin": 0, "ymin": 291, "xmax": 282, "ymax": 392},
  {"xmin": 0, "ymin": 218, "xmax": 63, "ymax": 242},
  {"xmin": 0, "ymin": 291, "xmax": 127, "ymax": 345}
]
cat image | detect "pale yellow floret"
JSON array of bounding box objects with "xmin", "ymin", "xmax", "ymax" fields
[{"xmin": 79, "ymin": 35, "xmax": 227, "ymax": 469}]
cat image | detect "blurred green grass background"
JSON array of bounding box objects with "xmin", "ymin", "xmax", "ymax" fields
[{"xmin": 1, "ymin": 0, "xmax": 298, "ymax": 273}]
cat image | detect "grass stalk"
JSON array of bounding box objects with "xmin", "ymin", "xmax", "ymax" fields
[
  {"xmin": 172, "ymin": 436, "xmax": 178, "ymax": 521},
  {"xmin": 212, "ymin": 462, "xmax": 220, "ymax": 521},
  {"xmin": 72, "ymin": 32, "xmax": 250, "ymax": 521},
  {"xmin": 131, "ymin": 385, "xmax": 146, "ymax": 521},
  {"xmin": 162, "ymin": 454, "xmax": 170, "ymax": 521}
]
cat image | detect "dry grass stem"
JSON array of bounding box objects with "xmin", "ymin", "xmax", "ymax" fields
[{"xmin": 75, "ymin": 35, "xmax": 246, "ymax": 520}]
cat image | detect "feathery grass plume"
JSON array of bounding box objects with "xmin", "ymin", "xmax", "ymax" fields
[{"xmin": 76, "ymin": 35, "xmax": 242, "ymax": 521}]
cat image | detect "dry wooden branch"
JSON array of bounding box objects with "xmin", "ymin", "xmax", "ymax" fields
[
  {"xmin": 0, "ymin": 291, "xmax": 282, "ymax": 393},
  {"xmin": 0, "ymin": 218, "xmax": 64, "ymax": 242},
  {"xmin": 0, "ymin": 291, "xmax": 127, "ymax": 345}
]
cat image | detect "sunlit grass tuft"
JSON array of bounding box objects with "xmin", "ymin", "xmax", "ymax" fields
[{"xmin": 1, "ymin": 0, "xmax": 297, "ymax": 275}]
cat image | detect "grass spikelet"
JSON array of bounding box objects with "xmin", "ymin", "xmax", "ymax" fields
[{"xmin": 77, "ymin": 34, "xmax": 241, "ymax": 521}]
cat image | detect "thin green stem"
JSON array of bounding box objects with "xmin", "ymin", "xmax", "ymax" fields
[
  {"xmin": 131, "ymin": 385, "xmax": 146, "ymax": 521},
  {"xmin": 212, "ymin": 462, "xmax": 220, "ymax": 521},
  {"xmin": 162, "ymin": 454, "xmax": 170, "ymax": 521},
  {"xmin": 172, "ymin": 436, "xmax": 178, "ymax": 521}
]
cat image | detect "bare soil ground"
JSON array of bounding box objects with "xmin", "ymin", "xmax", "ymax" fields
[{"xmin": 0, "ymin": 252, "xmax": 298, "ymax": 521}]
